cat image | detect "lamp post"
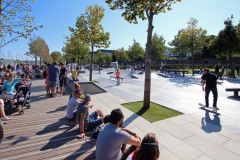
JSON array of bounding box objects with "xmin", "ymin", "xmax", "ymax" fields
[{"xmin": 89, "ymin": 43, "xmax": 94, "ymax": 81}]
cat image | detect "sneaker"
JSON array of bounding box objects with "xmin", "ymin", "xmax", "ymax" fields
[
  {"xmin": 1, "ymin": 116, "xmax": 11, "ymax": 121},
  {"xmin": 214, "ymin": 107, "xmax": 219, "ymax": 110}
]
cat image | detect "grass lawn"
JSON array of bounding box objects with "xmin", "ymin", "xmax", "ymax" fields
[
  {"xmin": 122, "ymin": 101, "xmax": 182, "ymax": 123},
  {"xmin": 92, "ymin": 80, "xmax": 99, "ymax": 83}
]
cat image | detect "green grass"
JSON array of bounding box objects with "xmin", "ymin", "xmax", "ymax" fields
[
  {"xmin": 92, "ymin": 80, "xmax": 99, "ymax": 83},
  {"xmin": 122, "ymin": 101, "xmax": 182, "ymax": 123}
]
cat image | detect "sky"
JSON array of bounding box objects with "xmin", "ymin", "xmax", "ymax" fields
[{"xmin": 1, "ymin": 0, "xmax": 240, "ymax": 61}]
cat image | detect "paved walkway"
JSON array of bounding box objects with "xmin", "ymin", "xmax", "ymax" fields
[{"xmin": 1, "ymin": 69, "xmax": 240, "ymax": 160}]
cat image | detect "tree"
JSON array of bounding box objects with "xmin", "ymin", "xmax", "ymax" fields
[
  {"xmin": 106, "ymin": 0, "xmax": 181, "ymax": 108},
  {"xmin": 63, "ymin": 35, "xmax": 89, "ymax": 66},
  {"xmin": 114, "ymin": 47, "xmax": 129, "ymax": 62},
  {"xmin": 169, "ymin": 29, "xmax": 188, "ymax": 54},
  {"xmin": 210, "ymin": 17, "xmax": 238, "ymax": 60},
  {"xmin": 182, "ymin": 18, "xmax": 207, "ymax": 59},
  {"xmin": 151, "ymin": 33, "xmax": 166, "ymax": 60},
  {"xmin": 127, "ymin": 39, "xmax": 144, "ymax": 61},
  {"xmin": 0, "ymin": 0, "xmax": 42, "ymax": 48},
  {"xmin": 28, "ymin": 36, "xmax": 52, "ymax": 65},
  {"xmin": 236, "ymin": 22, "xmax": 240, "ymax": 51},
  {"xmin": 51, "ymin": 51, "xmax": 62, "ymax": 62},
  {"xmin": 69, "ymin": 5, "xmax": 110, "ymax": 81}
]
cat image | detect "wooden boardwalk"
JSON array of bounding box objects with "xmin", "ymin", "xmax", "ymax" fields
[{"xmin": 0, "ymin": 79, "xmax": 96, "ymax": 160}]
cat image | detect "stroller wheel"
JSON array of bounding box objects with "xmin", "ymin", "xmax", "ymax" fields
[
  {"xmin": 27, "ymin": 105, "xmax": 31, "ymax": 109},
  {"xmin": 19, "ymin": 111, "xmax": 24, "ymax": 115}
]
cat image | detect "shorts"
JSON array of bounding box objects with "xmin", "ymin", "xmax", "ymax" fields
[
  {"xmin": 48, "ymin": 80, "xmax": 57, "ymax": 88},
  {"xmin": 87, "ymin": 111, "xmax": 102, "ymax": 130},
  {"xmin": 59, "ymin": 77, "xmax": 67, "ymax": 87}
]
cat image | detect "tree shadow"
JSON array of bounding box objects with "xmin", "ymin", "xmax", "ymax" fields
[
  {"xmin": 123, "ymin": 106, "xmax": 148, "ymax": 127},
  {"xmin": 40, "ymin": 128, "xmax": 78, "ymax": 151},
  {"xmin": 201, "ymin": 111, "xmax": 222, "ymax": 133},
  {"xmin": 168, "ymin": 75, "xmax": 202, "ymax": 87},
  {"xmin": 36, "ymin": 118, "xmax": 73, "ymax": 135},
  {"xmin": 46, "ymin": 105, "xmax": 66, "ymax": 114},
  {"xmin": 63, "ymin": 139, "xmax": 96, "ymax": 160}
]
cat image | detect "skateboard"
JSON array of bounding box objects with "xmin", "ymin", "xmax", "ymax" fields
[{"xmin": 198, "ymin": 103, "xmax": 220, "ymax": 113}]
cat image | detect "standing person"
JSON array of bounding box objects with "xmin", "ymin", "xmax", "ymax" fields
[
  {"xmin": 48, "ymin": 61, "xmax": 59, "ymax": 98},
  {"xmin": 214, "ymin": 62, "xmax": 220, "ymax": 79},
  {"xmin": 201, "ymin": 68, "xmax": 218, "ymax": 109},
  {"xmin": 76, "ymin": 94, "xmax": 105, "ymax": 139},
  {"xmin": 96, "ymin": 108, "xmax": 141, "ymax": 160},
  {"xmin": 0, "ymin": 99, "xmax": 11, "ymax": 121},
  {"xmin": 116, "ymin": 69, "xmax": 120, "ymax": 85},
  {"xmin": 59, "ymin": 62, "xmax": 67, "ymax": 96},
  {"xmin": 235, "ymin": 64, "xmax": 239, "ymax": 78},
  {"xmin": 45, "ymin": 64, "xmax": 51, "ymax": 95},
  {"xmin": 127, "ymin": 133, "xmax": 160, "ymax": 160}
]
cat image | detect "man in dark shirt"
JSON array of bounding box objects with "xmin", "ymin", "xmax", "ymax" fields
[
  {"xmin": 201, "ymin": 68, "xmax": 218, "ymax": 109},
  {"xmin": 59, "ymin": 62, "xmax": 67, "ymax": 96}
]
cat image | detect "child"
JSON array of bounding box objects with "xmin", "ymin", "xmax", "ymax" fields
[
  {"xmin": 72, "ymin": 67, "xmax": 79, "ymax": 81},
  {"xmin": 16, "ymin": 90, "xmax": 24, "ymax": 103},
  {"xmin": 115, "ymin": 69, "xmax": 120, "ymax": 85}
]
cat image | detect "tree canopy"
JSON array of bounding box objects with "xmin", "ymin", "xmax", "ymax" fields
[
  {"xmin": 28, "ymin": 36, "xmax": 52, "ymax": 65},
  {"xmin": 0, "ymin": 0, "xmax": 42, "ymax": 48},
  {"xmin": 210, "ymin": 17, "xmax": 239, "ymax": 60},
  {"xmin": 69, "ymin": 4, "xmax": 110, "ymax": 81},
  {"xmin": 151, "ymin": 33, "xmax": 166, "ymax": 60},
  {"xmin": 128, "ymin": 39, "xmax": 144, "ymax": 61}
]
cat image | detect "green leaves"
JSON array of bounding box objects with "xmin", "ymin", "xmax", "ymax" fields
[{"xmin": 0, "ymin": 0, "xmax": 42, "ymax": 48}]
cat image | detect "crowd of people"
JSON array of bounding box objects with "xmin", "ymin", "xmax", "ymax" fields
[{"xmin": 0, "ymin": 64, "xmax": 32, "ymax": 121}]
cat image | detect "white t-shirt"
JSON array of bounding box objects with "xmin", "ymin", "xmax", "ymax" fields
[{"xmin": 66, "ymin": 97, "xmax": 80, "ymax": 119}]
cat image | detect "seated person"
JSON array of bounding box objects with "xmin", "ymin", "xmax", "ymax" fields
[
  {"xmin": 66, "ymin": 89, "xmax": 82, "ymax": 121},
  {"xmin": 96, "ymin": 108, "xmax": 141, "ymax": 160},
  {"xmin": 127, "ymin": 132, "xmax": 160, "ymax": 160},
  {"xmin": 72, "ymin": 67, "xmax": 79, "ymax": 81},
  {"xmin": 76, "ymin": 94, "xmax": 104, "ymax": 139},
  {"xmin": 69, "ymin": 83, "xmax": 84, "ymax": 100},
  {"xmin": 0, "ymin": 99, "xmax": 11, "ymax": 121},
  {"xmin": 1, "ymin": 73, "xmax": 30, "ymax": 101}
]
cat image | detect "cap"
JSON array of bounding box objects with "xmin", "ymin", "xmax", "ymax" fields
[{"xmin": 84, "ymin": 94, "xmax": 91, "ymax": 101}]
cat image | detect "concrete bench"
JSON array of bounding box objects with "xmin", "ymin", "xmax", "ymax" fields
[
  {"xmin": 226, "ymin": 88, "xmax": 240, "ymax": 96},
  {"xmin": 110, "ymin": 76, "xmax": 123, "ymax": 82}
]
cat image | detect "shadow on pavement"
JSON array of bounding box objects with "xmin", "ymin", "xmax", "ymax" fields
[
  {"xmin": 123, "ymin": 107, "xmax": 148, "ymax": 127},
  {"xmin": 201, "ymin": 111, "xmax": 222, "ymax": 133}
]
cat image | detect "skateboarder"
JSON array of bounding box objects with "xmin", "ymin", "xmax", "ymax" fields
[{"xmin": 201, "ymin": 68, "xmax": 219, "ymax": 110}]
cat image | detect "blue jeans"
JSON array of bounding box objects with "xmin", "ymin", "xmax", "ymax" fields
[
  {"xmin": 87, "ymin": 111, "xmax": 102, "ymax": 130},
  {"xmin": 205, "ymin": 88, "xmax": 218, "ymax": 107}
]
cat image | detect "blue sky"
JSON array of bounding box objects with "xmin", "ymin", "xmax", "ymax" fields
[{"xmin": 1, "ymin": 0, "xmax": 240, "ymax": 60}]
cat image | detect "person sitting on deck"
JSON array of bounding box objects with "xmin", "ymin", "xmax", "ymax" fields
[
  {"xmin": 76, "ymin": 94, "xmax": 105, "ymax": 139},
  {"xmin": 66, "ymin": 89, "xmax": 82, "ymax": 122},
  {"xmin": 126, "ymin": 132, "xmax": 160, "ymax": 160}
]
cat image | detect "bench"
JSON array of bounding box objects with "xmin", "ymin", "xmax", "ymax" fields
[
  {"xmin": 160, "ymin": 69, "xmax": 188, "ymax": 76},
  {"xmin": 110, "ymin": 76, "xmax": 123, "ymax": 82},
  {"xmin": 225, "ymin": 88, "xmax": 240, "ymax": 96}
]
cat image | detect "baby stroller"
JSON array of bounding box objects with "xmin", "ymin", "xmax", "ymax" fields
[{"xmin": 13, "ymin": 82, "xmax": 31, "ymax": 115}]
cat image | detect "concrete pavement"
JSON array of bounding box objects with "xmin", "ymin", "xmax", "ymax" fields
[{"xmin": 80, "ymin": 68, "xmax": 240, "ymax": 160}]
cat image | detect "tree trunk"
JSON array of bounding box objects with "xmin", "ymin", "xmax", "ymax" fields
[
  {"xmin": 40, "ymin": 57, "xmax": 42, "ymax": 67},
  {"xmin": 143, "ymin": 15, "xmax": 153, "ymax": 109},
  {"xmin": 35, "ymin": 56, "xmax": 37, "ymax": 65},
  {"xmin": 89, "ymin": 43, "xmax": 94, "ymax": 81}
]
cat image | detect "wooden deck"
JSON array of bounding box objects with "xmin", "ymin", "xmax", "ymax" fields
[{"xmin": 0, "ymin": 79, "xmax": 96, "ymax": 160}]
